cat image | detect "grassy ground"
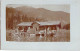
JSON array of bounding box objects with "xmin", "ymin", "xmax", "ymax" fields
[{"xmin": 6, "ymin": 29, "xmax": 70, "ymax": 42}]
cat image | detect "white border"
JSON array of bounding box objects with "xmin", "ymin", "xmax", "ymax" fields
[{"xmin": 1, "ymin": 0, "xmax": 80, "ymax": 50}]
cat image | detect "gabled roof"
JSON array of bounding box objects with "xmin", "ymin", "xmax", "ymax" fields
[{"xmin": 17, "ymin": 21, "xmax": 60, "ymax": 26}]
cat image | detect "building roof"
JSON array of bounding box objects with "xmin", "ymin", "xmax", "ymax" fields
[
  {"xmin": 17, "ymin": 21, "xmax": 60, "ymax": 26},
  {"xmin": 17, "ymin": 22, "xmax": 32, "ymax": 26}
]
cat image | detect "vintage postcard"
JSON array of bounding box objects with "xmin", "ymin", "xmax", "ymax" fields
[
  {"xmin": 1, "ymin": 0, "xmax": 80, "ymax": 50},
  {"xmin": 6, "ymin": 4, "xmax": 70, "ymax": 42}
]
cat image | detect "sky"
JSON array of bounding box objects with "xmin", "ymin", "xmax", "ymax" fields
[{"xmin": 7, "ymin": 4, "xmax": 70, "ymax": 13}]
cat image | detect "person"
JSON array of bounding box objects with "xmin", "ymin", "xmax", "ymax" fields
[{"xmin": 8, "ymin": 33, "xmax": 12, "ymax": 41}]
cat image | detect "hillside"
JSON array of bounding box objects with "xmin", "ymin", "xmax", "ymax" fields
[
  {"xmin": 16, "ymin": 6, "xmax": 70, "ymax": 23},
  {"xmin": 6, "ymin": 6, "xmax": 70, "ymax": 29}
]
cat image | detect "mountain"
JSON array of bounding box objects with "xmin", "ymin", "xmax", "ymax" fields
[
  {"xmin": 16, "ymin": 6, "xmax": 70, "ymax": 23},
  {"xmin": 6, "ymin": 6, "xmax": 70, "ymax": 29}
]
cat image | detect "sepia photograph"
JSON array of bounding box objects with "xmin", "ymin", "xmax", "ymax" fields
[{"xmin": 6, "ymin": 4, "xmax": 70, "ymax": 42}]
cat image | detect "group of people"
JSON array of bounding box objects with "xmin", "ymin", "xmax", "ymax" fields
[{"xmin": 7, "ymin": 28, "xmax": 56, "ymax": 42}]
